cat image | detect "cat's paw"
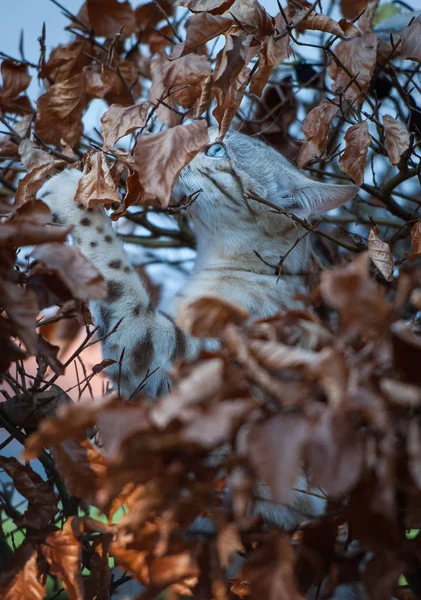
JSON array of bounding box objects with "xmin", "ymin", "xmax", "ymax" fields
[{"xmin": 37, "ymin": 168, "xmax": 83, "ymax": 225}]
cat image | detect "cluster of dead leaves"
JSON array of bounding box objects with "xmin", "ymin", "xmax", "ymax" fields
[
  {"xmin": 1, "ymin": 0, "xmax": 419, "ymax": 209},
  {"xmin": 1, "ymin": 254, "xmax": 421, "ymax": 598}
]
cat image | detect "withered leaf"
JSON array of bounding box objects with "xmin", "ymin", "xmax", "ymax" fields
[
  {"xmin": 110, "ymin": 166, "xmax": 146, "ymax": 220},
  {"xmin": 368, "ymin": 226, "xmax": 393, "ymax": 281},
  {"xmin": 0, "ymin": 200, "xmax": 69, "ymax": 247},
  {"xmin": 40, "ymin": 41, "xmax": 92, "ymax": 84},
  {"xmin": 248, "ymin": 414, "xmax": 311, "ymax": 504},
  {"xmin": 18, "ymin": 139, "xmax": 55, "ymax": 172},
  {"xmin": 0, "ymin": 60, "xmax": 31, "ymax": 105},
  {"xmin": 304, "ymin": 410, "xmax": 364, "ymax": 497},
  {"xmin": 0, "ymin": 279, "xmax": 38, "ymax": 354},
  {"xmin": 214, "ymin": 65, "xmax": 250, "ymax": 138},
  {"xmin": 23, "ymin": 397, "xmax": 114, "ymax": 460},
  {"xmin": 150, "ymin": 53, "xmax": 211, "ymax": 126},
  {"xmin": 85, "ymin": 61, "xmax": 141, "ymax": 107},
  {"xmin": 135, "ymin": 0, "xmax": 173, "ymax": 31},
  {"xmin": 400, "ymin": 16, "xmax": 421, "ymax": 64},
  {"xmin": 320, "ymin": 252, "xmax": 391, "ymax": 337},
  {"xmin": 52, "ymin": 439, "xmax": 108, "ymax": 506},
  {"xmin": 0, "ymin": 457, "xmax": 57, "ymax": 529},
  {"xmin": 297, "ymin": 101, "xmax": 338, "ymax": 168},
  {"xmin": 35, "ymin": 73, "xmax": 86, "ymax": 146},
  {"xmin": 0, "ymin": 543, "xmax": 46, "ymax": 600},
  {"xmin": 170, "ymin": 13, "xmax": 232, "ymax": 60},
  {"xmin": 14, "ymin": 160, "xmax": 67, "ymax": 209},
  {"xmin": 250, "ymin": 15, "xmax": 290, "ymax": 97},
  {"xmin": 111, "ymin": 540, "xmax": 197, "ymax": 588},
  {"xmin": 293, "ymin": 11, "xmax": 345, "ymax": 37},
  {"xmin": 101, "ymin": 102, "xmax": 150, "ymax": 151},
  {"xmin": 217, "ymin": 523, "xmax": 244, "ymax": 567},
  {"xmin": 31, "ymin": 243, "xmax": 108, "ymax": 302},
  {"xmin": 383, "ymin": 114, "xmax": 410, "ymax": 166},
  {"xmin": 150, "ymin": 358, "xmax": 225, "ymax": 428},
  {"xmin": 328, "ymin": 34, "xmax": 378, "ymax": 104},
  {"xmin": 228, "ymin": 0, "xmax": 274, "ymax": 38},
  {"xmin": 177, "ymin": 0, "xmax": 235, "ymax": 14},
  {"xmin": 41, "ymin": 517, "xmax": 84, "ymax": 600},
  {"xmin": 405, "ymin": 221, "xmax": 421, "ymax": 261},
  {"xmin": 340, "ymin": 0, "xmax": 369, "ymax": 20},
  {"xmin": 74, "ymin": 152, "xmax": 121, "ymax": 208},
  {"xmin": 338, "ymin": 121, "xmax": 371, "ymax": 186},
  {"xmin": 76, "ymin": 0, "xmax": 136, "ymax": 39},
  {"xmin": 245, "ymin": 534, "xmax": 304, "ymax": 600},
  {"xmin": 178, "ymin": 295, "xmax": 248, "ymax": 337},
  {"xmin": 133, "ymin": 120, "xmax": 209, "ymax": 207}
]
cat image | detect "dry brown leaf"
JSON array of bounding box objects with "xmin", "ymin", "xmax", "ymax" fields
[
  {"xmin": 217, "ymin": 523, "xmax": 244, "ymax": 568},
  {"xmin": 110, "ymin": 166, "xmax": 146, "ymax": 220},
  {"xmin": 31, "ymin": 243, "xmax": 108, "ymax": 301},
  {"xmin": 41, "ymin": 517, "xmax": 84, "ymax": 600},
  {"xmin": 76, "ymin": 0, "xmax": 136, "ymax": 38},
  {"xmin": 133, "ymin": 120, "xmax": 209, "ymax": 207},
  {"xmin": 340, "ymin": 0, "xmax": 369, "ymax": 19},
  {"xmin": 135, "ymin": 0, "xmax": 173, "ymax": 30},
  {"xmin": 228, "ymin": 0, "xmax": 274, "ymax": 38},
  {"xmin": 177, "ymin": 0, "xmax": 235, "ymax": 13},
  {"xmin": 297, "ymin": 101, "xmax": 338, "ymax": 168},
  {"xmin": 52, "ymin": 439, "xmax": 108, "ymax": 506},
  {"xmin": 338, "ymin": 121, "xmax": 371, "ymax": 186},
  {"xmin": 383, "ymin": 114, "xmax": 410, "ymax": 166},
  {"xmin": 40, "ymin": 40, "xmax": 92, "ymax": 84},
  {"xmin": 0, "ymin": 544, "xmax": 46, "ymax": 600},
  {"xmin": 150, "ymin": 358, "xmax": 224, "ymax": 428},
  {"xmin": 328, "ymin": 34, "xmax": 378, "ymax": 104},
  {"xmin": 404, "ymin": 221, "xmax": 421, "ymax": 262},
  {"xmin": 150, "ymin": 53, "xmax": 211, "ymax": 126},
  {"xmin": 0, "ymin": 457, "xmax": 57, "ymax": 529},
  {"xmin": 85, "ymin": 60, "xmax": 141, "ymax": 107},
  {"xmin": 1, "ymin": 200, "xmax": 69, "ymax": 248},
  {"xmin": 14, "ymin": 160, "xmax": 66, "ymax": 208},
  {"xmin": 23, "ymin": 397, "xmax": 114, "ymax": 460},
  {"xmin": 35, "ymin": 73, "xmax": 86, "ymax": 146},
  {"xmin": 170, "ymin": 13, "xmax": 232, "ymax": 60},
  {"xmin": 248, "ymin": 414, "xmax": 311, "ymax": 504},
  {"xmin": 250, "ymin": 14, "xmax": 291, "ymax": 96},
  {"xmin": 75, "ymin": 151, "xmax": 121, "ymax": 208},
  {"xmin": 178, "ymin": 295, "xmax": 248, "ymax": 337},
  {"xmin": 101, "ymin": 102, "xmax": 150, "ymax": 151},
  {"xmin": 214, "ymin": 65, "xmax": 250, "ymax": 138},
  {"xmin": 400, "ymin": 16, "xmax": 421, "ymax": 64},
  {"xmin": 18, "ymin": 139, "xmax": 55, "ymax": 172},
  {"xmin": 245, "ymin": 534, "xmax": 304, "ymax": 600},
  {"xmin": 0, "ymin": 60, "xmax": 31, "ymax": 105},
  {"xmin": 368, "ymin": 226, "xmax": 394, "ymax": 281},
  {"xmin": 320, "ymin": 252, "xmax": 391, "ymax": 337},
  {"xmin": 293, "ymin": 11, "xmax": 345, "ymax": 37}
]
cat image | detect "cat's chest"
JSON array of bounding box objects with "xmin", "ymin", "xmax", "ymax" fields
[{"xmin": 166, "ymin": 269, "xmax": 307, "ymax": 323}]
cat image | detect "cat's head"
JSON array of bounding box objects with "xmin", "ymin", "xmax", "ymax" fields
[{"xmin": 173, "ymin": 127, "xmax": 357, "ymax": 237}]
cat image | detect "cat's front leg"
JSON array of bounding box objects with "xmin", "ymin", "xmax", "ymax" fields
[{"xmin": 37, "ymin": 168, "xmax": 198, "ymax": 397}]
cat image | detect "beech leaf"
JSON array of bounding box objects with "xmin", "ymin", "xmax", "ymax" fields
[
  {"xmin": 133, "ymin": 120, "xmax": 209, "ymax": 207},
  {"xmin": 383, "ymin": 114, "xmax": 410, "ymax": 165},
  {"xmin": 297, "ymin": 101, "xmax": 338, "ymax": 168},
  {"xmin": 101, "ymin": 102, "xmax": 150, "ymax": 151},
  {"xmin": 31, "ymin": 243, "xmax": 108, "ymax": 301},
  {"xmin": 74, "ymin": 151, "xmax": 121, "ymax": 208},
  {"xmin": 338, "ymin": 121, "xmax": 371, "ymax": 186}
]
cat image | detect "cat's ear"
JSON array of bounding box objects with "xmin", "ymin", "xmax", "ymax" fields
[{"xmin": 268, "ymin": 177, "xmax": 358, "ymax": 217}]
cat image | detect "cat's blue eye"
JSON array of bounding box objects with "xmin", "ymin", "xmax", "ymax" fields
[{"xmin": 205, "ymin": 143, "xmax": 228, "ymax": 158}]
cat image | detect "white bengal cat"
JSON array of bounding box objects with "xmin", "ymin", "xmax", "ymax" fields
[{"xmin": 37, "ymin": 126, "xmax": 357, "ymax": 532}]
